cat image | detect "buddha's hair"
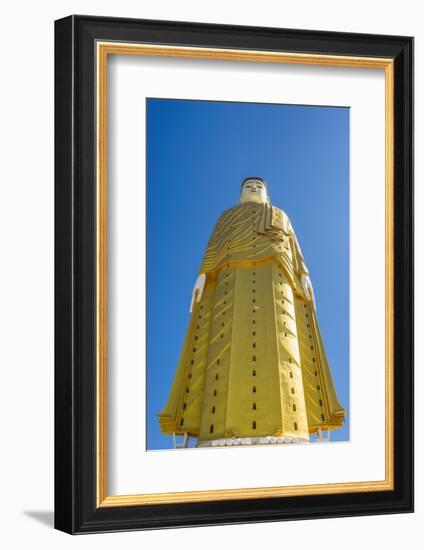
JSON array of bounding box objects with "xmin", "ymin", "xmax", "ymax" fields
[{"xmin": 240, "ymin": 177, "xmax": 269, "ymax": 195}]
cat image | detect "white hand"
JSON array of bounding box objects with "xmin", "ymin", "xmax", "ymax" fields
[
  {"xmin": 301, "ymin": 274, "xmax": 316, "ymax": 311},
  {"xmin": 190, "ymin": 273, "xmax": 206, "ymax": 313}
]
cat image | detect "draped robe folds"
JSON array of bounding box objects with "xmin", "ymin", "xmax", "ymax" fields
[{"xmin": 158, "ymin": 202, "xmax": 345, "ymax": 444}]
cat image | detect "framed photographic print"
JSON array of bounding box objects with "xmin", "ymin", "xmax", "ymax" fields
[{"xmin": 54, "ymin": 15, "xmax": 413, "ymax": 534}]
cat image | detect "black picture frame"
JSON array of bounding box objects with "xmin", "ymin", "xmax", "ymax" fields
[{"xmin": 55, "ymin": 14, "xmax": 413, "ymax": 534}]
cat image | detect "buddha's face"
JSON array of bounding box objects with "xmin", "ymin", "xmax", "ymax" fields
[{"xmin": 240, "ymin": 179, "xmax": 268, "ymax": 204}]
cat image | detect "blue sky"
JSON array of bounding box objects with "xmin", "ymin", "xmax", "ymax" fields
[{"xmin": 146, "ymin": 98, "xmax": 349, "ymax": 450}]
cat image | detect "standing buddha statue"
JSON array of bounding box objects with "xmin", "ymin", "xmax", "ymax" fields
[{"xmin": 158, "ymin": 177, "xmax": 345, "ymax": 447}]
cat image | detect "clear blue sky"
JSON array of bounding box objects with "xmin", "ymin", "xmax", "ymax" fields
[{"xmin": 146, "ymin": 98, "xmax": 349, "ymax": 450}]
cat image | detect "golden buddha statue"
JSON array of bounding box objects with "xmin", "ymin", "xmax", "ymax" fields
[{"xmin": 158, "ymin": 177, "xmax": 345, "ymax": 447}]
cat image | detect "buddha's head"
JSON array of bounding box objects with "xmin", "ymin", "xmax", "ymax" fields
[{"xmin": 240, "ymin": 177, "xmax": 269, "ymax": 205}]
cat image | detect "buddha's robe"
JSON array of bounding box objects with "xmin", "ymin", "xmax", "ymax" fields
[{"xmin": 158, "ymin": 202, "xmax": 345, "ymax": 444}]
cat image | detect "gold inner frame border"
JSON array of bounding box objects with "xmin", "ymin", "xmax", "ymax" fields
[{"xmin": 96, "ymin": 41, "xmax": 394, "ymax": 508}]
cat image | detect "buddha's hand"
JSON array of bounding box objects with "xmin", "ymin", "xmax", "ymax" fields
[
  {"xmin": 190, "ymin": 273, "xmax": 207, "ymax": 313},
  {"xmin": 301, "ymin": 274, "xmax": 316, "ymax": 311}
]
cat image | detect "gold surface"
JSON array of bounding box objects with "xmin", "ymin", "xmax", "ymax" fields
[
  {"xmin": 96, "ymin": 41, "xmax": 395, "ymax": 507},
  {"xmin": 385, "ymin": 61, "xmax": 395, "ymax": 489},
  {"xmin": 158, "ymin": 202, "xmax": 345, "ymax": 441},
  {"xmin": 97, "ymin": 42, "xmax": 108, "ymax": 507},
  {"xmin": 97, "ymin": 41, "xmax": 392, "ymax": 68}
]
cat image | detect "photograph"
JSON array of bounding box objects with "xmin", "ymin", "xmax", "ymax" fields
[
  {"xmin": 52, "ymin": 14, "xmax": 413, "ymax": 533},
  {"xmin": 147, "ymin": 98, "xmax": 349, "ymax": 450}
]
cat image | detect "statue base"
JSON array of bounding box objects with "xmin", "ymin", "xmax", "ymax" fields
[{"xmin": 197, "ymin": 436, "xmax": 309, "ymax": 447}]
